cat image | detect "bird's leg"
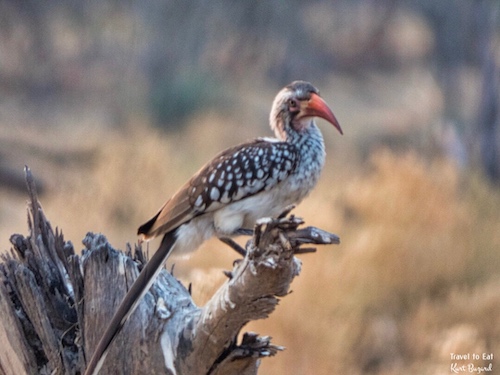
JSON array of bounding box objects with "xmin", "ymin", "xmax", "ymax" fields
[
  {"xmin": 219, "ymin": 237, "xmax": 246, "ymax": 280},
  {"xmin": 234, "ymin": 228, "xmax": 254, "ymax": 236},
  {"xmin": 218, "ymin": 226, "xmax": 254, "ymax": 257},
  {"xmin": 219, "ymin": 237, "xmax": 247, "ymax": 257}
]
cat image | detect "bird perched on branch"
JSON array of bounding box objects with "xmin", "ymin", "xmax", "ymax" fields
[{"xmin": 84, "ymin": 80, "xmax": 343, "ymax": 375}]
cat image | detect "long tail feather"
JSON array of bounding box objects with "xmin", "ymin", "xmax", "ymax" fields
[{"xmin": 84, "ymin": 230, "xmax": 177, "ymax": 375}]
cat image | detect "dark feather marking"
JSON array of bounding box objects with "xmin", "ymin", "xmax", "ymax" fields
[{"xmin": 188, "ymin": 139, "xmax": 299, "ymax": 210}]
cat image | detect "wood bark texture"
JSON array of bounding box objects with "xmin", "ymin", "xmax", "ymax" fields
[{"xmin": 0, "ymin": 168, "xmax": 339, "ymax": 375}]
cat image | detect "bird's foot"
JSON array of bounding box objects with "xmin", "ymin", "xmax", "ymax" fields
[{"xmin": 277, "ymin": 204, "xmax": 296, "ymax": 219}]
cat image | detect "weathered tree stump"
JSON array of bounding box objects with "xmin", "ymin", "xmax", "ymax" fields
[{"xmin": 0, "ymin": 168, "xmax": 339, "ymax": 375}]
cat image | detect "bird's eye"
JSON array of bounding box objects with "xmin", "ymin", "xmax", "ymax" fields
[{"xmin": 288, "ymin": 99, "xmax": 299, "ymax": 110}]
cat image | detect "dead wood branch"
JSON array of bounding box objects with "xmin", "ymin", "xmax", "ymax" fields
[{"xmin": 0, "ymin": 168, "xmax": 340, "ymax": 374}]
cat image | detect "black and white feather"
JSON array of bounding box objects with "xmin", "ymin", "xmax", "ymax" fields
[{"xmin": 189, "ymin": 140, "xmax": 299, "ymax": 211}]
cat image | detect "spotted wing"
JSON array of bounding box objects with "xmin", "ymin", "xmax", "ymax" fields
[{"xmin": 138, "ymin": 139, "xmax": 298, "ymax": 239}]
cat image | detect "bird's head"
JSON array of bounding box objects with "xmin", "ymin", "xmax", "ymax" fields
[{"xmin": 270, "ymin": 81, "xmax": 343, "ymax": 141}]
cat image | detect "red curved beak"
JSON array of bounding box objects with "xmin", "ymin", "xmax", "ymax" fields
[{"xmin": 304, "ymin": 93, "xmax": 343, "ymax": 135}]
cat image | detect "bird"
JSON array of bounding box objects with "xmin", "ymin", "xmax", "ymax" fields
[{"xmin": 84, "ymin": 80, "xmax": 343, "ymax": 375}]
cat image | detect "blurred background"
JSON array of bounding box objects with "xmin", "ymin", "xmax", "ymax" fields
[{"xmin": 1, "ymin": 0, "xmax": 499, "ymax": 374}]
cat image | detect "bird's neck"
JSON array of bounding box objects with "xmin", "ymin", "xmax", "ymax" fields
[
  {"xmin": 280, "ymin": 119, "xmax": 326, "ymax": 168},
  {"xmin": 279, "ymin": 119, "xmax": 324, "ymax": 146},
  {"xmin": 293, "ymin": 121, "xmax": 326, "ymax": 164},
  {"xmin": 271, "ymin": 118, "xmax": 326, "ymax": 165},
  {"xmin": 278, "ymin": 120, "xmax": 326, "ymax": 203}
]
